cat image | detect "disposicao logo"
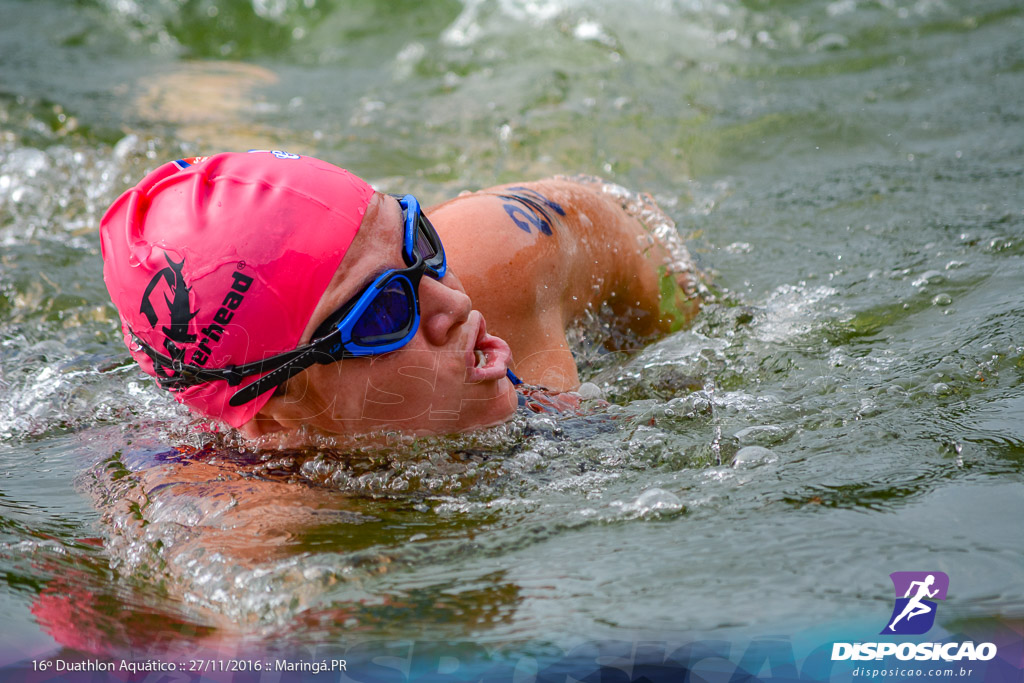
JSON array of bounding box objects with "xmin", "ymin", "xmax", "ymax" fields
[
  {"xmin": 831, "ymin": 572, "xmax": 997, "ymax": 662},
  {"xmin": 882, "ymin": 571, "xmax": 948, "ymax": 635}
]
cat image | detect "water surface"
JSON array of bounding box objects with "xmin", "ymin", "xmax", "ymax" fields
[{"xmin": 1, "ymin": 0, "xmax": 1022, "ymax": 668}]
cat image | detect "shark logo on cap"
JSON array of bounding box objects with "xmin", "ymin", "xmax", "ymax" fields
[{"xmin": 139, "ymin": 253, "xmax": 198, "ymax": 384}]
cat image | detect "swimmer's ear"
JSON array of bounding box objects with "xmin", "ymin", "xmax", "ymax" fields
[
  {"xmin": 237, "ymin": 409, "xmax": 289, "ymax": 439},
  {"xmin": 238, "ymin": 376, "xmax": 306, "ymax": 438}
]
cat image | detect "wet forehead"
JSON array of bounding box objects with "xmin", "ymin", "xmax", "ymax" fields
[
  {"xmin": 344, "ymin": 192, "xmax": 406, "ymax": 280},
  {"xmin": 299, "ymin": 192, "xmax": 405, "ymax": 343}
]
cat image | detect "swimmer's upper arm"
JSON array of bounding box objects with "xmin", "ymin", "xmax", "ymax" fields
[
  {"xmin": 433, "ymin": 178, "xmax": 667, "ymax": 320},
  {"xmin": 475, "ymin": 179, "xmax": 672, "ymax": 335}
]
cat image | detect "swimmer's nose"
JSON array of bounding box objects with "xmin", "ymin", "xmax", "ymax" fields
[{"xmin": 419, "ymin": 274, "xmax": 472, "ymax": 346}]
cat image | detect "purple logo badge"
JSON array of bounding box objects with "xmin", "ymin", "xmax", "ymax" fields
[{"xmin": 881, "ymin": 571, "xmax": 949, "ymax": 635}]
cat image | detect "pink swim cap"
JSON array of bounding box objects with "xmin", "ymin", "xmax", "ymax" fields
[{"xmin": 100, "ymin": 151, "xmax": 374, "ymax": 428}]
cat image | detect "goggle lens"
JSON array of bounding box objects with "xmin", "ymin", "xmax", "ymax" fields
[{"xmin": 350, "ymin": 277, "xmax": 416, "ymax": 346}]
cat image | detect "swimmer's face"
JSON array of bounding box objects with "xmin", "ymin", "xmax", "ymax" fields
[{"xmin": 241, "ymin": 193, "xmax": 518, "ymax": 439}]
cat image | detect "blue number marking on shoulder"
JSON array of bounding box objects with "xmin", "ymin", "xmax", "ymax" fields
[
  {"xmin": 505, "ymin": 187, "xmax": 566, "ymax": 217},
  {"xmin": 498, "ymin": 189, "xmax": 565, "ymax": 236},
  {"xmin": 503, "ymin": 202, "xmax": 551, "ymax": 235}
]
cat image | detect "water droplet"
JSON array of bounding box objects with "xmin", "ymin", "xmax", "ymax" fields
[
  {"xmin": 625, "ymin": 488, "xmax": 683, "ymax": 518},
  {"xmin": 913, "ymin": 270, "xmax": 943, "ymax": 287},
  {"xmin": 732, "ymin": 446, "xmax": 777, "ymax": 468}
]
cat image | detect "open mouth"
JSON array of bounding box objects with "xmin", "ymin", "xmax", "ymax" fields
[{"xmin": 465, "ymin": 313, "xmax": 512, "ymax": 383}]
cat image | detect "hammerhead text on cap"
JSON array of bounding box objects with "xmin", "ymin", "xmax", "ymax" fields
[{"xmin": 190, "ymin": 269, "xmax": 254, "ymax": 367}]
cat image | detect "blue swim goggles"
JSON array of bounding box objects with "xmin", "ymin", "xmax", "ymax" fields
[{"xmin": 132, "ymin": 194, "xmax": 448, "ymax": 406}]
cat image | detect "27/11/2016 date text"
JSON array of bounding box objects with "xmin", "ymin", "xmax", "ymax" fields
[{"xmin": 190, "ymin": 659, "xmax": 348, "ymax": 673}]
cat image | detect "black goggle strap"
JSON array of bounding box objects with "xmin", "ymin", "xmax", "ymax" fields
[
  {"xmin": 128, "ymin": 327, "xmax": 336, "ymax": 396},
  {"xmin": 226, "ymin": 347, "xmax": 323, "ymax": 407},
  {"xmin": 129, "ymin": 330, "xmax": 245, "ymax": 389}
]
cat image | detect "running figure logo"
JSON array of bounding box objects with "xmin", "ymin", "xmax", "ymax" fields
[{"xmin": 882, "ymin": 571, "xmax": 949, "ymax": 635}]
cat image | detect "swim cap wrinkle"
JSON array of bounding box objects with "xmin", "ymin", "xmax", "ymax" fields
[{"xmin": 100, "ymin": 151, "xmax": 375, "ymax": 428}]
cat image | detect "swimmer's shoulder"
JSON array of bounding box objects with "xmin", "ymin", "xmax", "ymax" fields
[
  {"xmin": 426, "ymin": 179, "xmax": 578, "ymax": 246},
  {"xmin": 425, "ymin": 177, "xmax": 628, "ymax": 274}
]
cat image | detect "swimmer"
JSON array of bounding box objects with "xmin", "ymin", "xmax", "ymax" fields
[{"xmin": 100, "ymin": 151, "xmax": 701, "ymax": 442}]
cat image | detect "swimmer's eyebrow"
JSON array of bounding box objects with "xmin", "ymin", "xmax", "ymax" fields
[
  {"xmin": 303, "ymin": 195, "xmax": 404, "ymax": 342},
  {"xmin": 330, "ymin": 192, "xmax": 396, "ymax": 291},
  {"xmin": 362, "ymin": 190, "xmax": 383, "ymax": 223},
  {"xmin": 296, "ymin": 196, "xmax": 374, "ymax": 344}
]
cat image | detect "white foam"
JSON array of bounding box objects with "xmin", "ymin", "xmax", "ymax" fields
[{"xmin": 754, "ymin": 283, "xmax": 838, "ymax": 343}]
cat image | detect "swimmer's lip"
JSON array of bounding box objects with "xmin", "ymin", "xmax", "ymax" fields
[{"xmin": 465, "ymin": 313, "xmax": 511, "ymax": 383}]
